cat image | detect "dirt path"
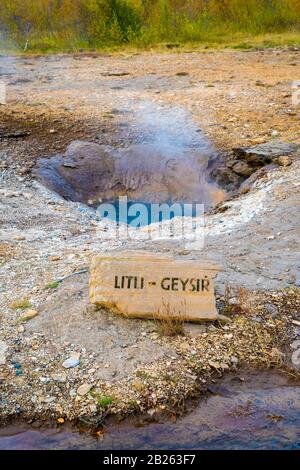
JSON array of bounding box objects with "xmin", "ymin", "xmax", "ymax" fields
[{"xmin": 0, "ymin": 49, "xmax": 300, "ymax": 427}]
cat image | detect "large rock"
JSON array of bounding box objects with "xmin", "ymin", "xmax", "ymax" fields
[
  {"xmin": 234, "ymin": 141, "xmax": 299, "ymax": 165},
  {"xmin": 89, "ymin": 251, "xmax": 221, "ymax": 321},
  {"xmin": 36, "ymin": 141, "xmax": 115, "ymax": 204}
]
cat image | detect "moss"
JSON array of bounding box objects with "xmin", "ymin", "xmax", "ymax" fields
[{"xmin": 97, "ymin": 395, "xmax": 115, "ymax": 408}]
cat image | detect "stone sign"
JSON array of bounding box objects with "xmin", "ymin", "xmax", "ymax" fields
[{"xmin": 89, "ymin": 252, "xmax": 221, "ymax": 321}]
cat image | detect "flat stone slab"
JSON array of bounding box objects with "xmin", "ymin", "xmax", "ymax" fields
[
  {"xmin": 234, "ymin": 141, "xmax": 299, "ymax": 165},
  {"xmin": 89, "ymin": 251, "xmax": 221, "ymax": 321}
]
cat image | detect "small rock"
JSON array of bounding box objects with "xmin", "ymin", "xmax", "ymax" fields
[
  {"xmin": 232, "ymin": 161, "xmax": 253, "ymax": 176},
  {"xmin": 224, "ymin": 333, "xmax": 233, "ymax": 339},
  {"xmin": 52, "ymin": 373, "xmax": 67, "ymax": 383},
  {"xmin": 40, "ymin": 377, "xmax": 51, "ymax": 383},
  {"xmin": 62, "ymin": 356, "xmax": 80, "ymax": 369},
  {"xmin": 265, "ymin": 303, "xmax": 279, "ymax": 317},
  {"xmin": 251, "ymin": 316, "xmax": 262, "ymax": 323},
  {"xmin": 276, "ymin": 155, "xmax": 292, "ymax": 166},
  {"xmin": 290, "ymin": 340, "xmax": 300, "ymax": 350},
  {"xmin": 63, "ymin": 161, "xmax": 77, "ymax": 169},
  {"xmin": 19, "ymin": 309, "xmax": 38, "ymax": 322},
  {"xmin": 44, "ymin": 396, "xmax": 56, "ymax": 403},
  {"xmin": 77, "ymin": 383, "xmax": 92, "ymax": 396},
  {"xmin": 17, "ymin": 325, "xmax": 25, "ymax": 333},
  {"xmin": 0, "ymin": 341, "xmax": 8, "ymax": 365},
  {"xmin": 14, "ymin": 235, "xmax": 26, "ymax": 241},
  {"xmin": 209, "ymin": 360, "xmax": 221, "ymax": 369},
  {"xmin": 231, "ymin": 356, "xmax": 239, "ymax": 364},
  {"xmin": 48, "ymin": 255, "xmax": 60, "ymax": 261}
]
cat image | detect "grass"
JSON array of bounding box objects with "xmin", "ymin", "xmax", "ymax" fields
[
  {"xmin": 1, "ymin": 0, "xmax": 299, "ymax": 54},
  {"xmin": 10, "ymin": 298, "xmax": 32, "ymax": 310},
  {"xmin": 45, "ymin": 281, "xmax": 60, "ymax": 290},
  {"xmin": 1, "ymin": 31, "xmax": 299, "ymax": 56},
  {"xmin": 154, "ymin": 301, "xmax": 186, "ymax": 337},
  {"xmin": 97, "ymin": 395, "xmax": 115, "ymax": 408}
]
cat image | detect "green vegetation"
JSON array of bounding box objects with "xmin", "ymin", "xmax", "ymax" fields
[
  {"xmin": 97, "ymin": 394, "xmax": 115, "ymax": 407},
  {"xmin": 45, "ymin": 281, "xmax": 60, "ymax": 289},
  {"xmin": 0, "ymin": 1, "xmax": 299, "ymax": 52},
  {"xmin": 10, "ymin": 298, "xmax": 32, "ymax": 310}
]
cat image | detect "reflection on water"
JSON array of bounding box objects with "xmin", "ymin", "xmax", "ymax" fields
[{"xmin": 1, "ymin": 372, "xmax": 299, "ymax": 450}]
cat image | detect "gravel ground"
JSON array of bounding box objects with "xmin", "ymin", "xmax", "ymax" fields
[{"xmin": 0, "ymin": 48, "xmax": 300, "ymax": 428}]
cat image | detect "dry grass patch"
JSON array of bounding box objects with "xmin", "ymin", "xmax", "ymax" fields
[{"xmin": 154, "ymin": 301, "xmax": 186, "ymax": 337}]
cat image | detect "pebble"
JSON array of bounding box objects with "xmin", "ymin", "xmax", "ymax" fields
[
  {"xmin": 231, "ymin": 356, "xmax": 239, "ymax": 364},
  {"xmin": 224, "ymin": 333, "xmax": 233, "ymax": 339},
  {"xmin": 265, "ymin": 303, "xmax": 279, "ymax": 317},
  {"xmin": 48, "ymin": 255, "xmax": 61, "ymax": 261},
  {"xmin": 77, "ymin": 383, "xmax": 92, "ymax": 396},
  {"xmin": 51, "ymin": 373, "xmax": 67, "ymax": 383},
  {"xmin": 276, "ymin": 155, "xmax": 292, "ymax": 166},
  {"xmin": 44, "ymin": 396, "xmax": 56, "ymax": 403},
  {"xmin": 14, "ymin": 235, "xmax": 26, "ymax": 241},
  {"xmin": 62, "ymin": 356, "xmax": 80, "ymax": 369},
  {"xmin": 208, "ymin": 360, "xmax": 221, "ymax": 369},
  {"xmin": 40, "ymin": 377, "xmax": 51, "ymax": 383}
]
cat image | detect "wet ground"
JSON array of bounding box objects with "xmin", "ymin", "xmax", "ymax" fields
[{"xmin": 0, "ymin": 371, "xmax": 299, "ymax": 450}]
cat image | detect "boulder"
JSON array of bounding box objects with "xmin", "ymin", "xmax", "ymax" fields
[
  {"xmin": 89, "ymin": 251, "xmax": 222, "ymax": 322},
  {"xmin": 234, "ymin": 141, "xmax": 299, "ymax": 165},
  {"xmin": 36, "ymin": 141, "xmax": 115, "ymax": 205}
]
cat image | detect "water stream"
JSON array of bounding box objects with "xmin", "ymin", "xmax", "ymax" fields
[{"xmin": 1, "ymin": 371, "xmax": 299, "ymax": 450}]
